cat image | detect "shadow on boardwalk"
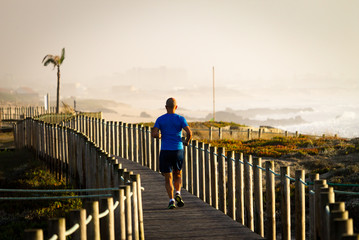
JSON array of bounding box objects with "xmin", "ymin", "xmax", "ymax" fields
[{"xmin": 116, "ymin": 157, "xmax": 264, "ymax": 240}]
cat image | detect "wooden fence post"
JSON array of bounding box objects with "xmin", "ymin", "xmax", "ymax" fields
[
  {"xmin": 210, "ymin": 146, "xmax": 218, "ymax": 209},
  {"xmin": 265, "ymin": 161, "xmax": 276, "ymax": 240},
  {"xmin": 24, "ymin": 229, "xmax": 44, "ymax": 240},
  {"xmin": 119, "ymin": 122, "xmax": 123, "ymax": 158},
  {"xmin": 334, "ymin": 218, "xmax": 354, "ymax": 240},
  {"xmin": 315, "ymin": 179, "xmax": 327, "ymax": 240},
  {"xmin": 100, "ymin": 197, "xmax": 115, "ymax": 240},
  {"xmin": 85, "ymin": 201, "xmax": 100, "ymax": 240},
  {"xmin": 128, "ymin": 124, "xmax": 133, "ymax": 161},
  {"xmin": 204, "ymin": 143, "xmax": 211, "ymax": 205},
  {"xmin": 137, "ymin": 124, "xmax": 143, "ymax": 165},
  {"xmin": 125, "ymin": 185, "xmax": 133, "ymax": 240},
  {"xmin": 114, "ymin": 121, "xmax": 119, "ymax": 156},
  {"xmin": 295, "ymin": 170, "xmax": 305, "ymax": 240},
  {"xmin": 328, "ymin": 202, "xmax": 346, "ymax": 240},
  {"xmin": 235, "ymin": 152, "xmax": 244, "ymax": 225},
  {"xmin": 182, "ymin": 141, "xmax": 188, "ymax": 190},
  {"xmin": 130, "ymin": 178, "xmax": 139, "ymax": 240},
  {"xmin": 320, "ymin": 187, "xmax": 335, "ymax": 240},
  {"xmin": 253, "ymin": 157, "xmax": 264, "ymax": 237},
  {"xmin": 280, "ymin": 166, "xmax": 291, "ymax": 240},
  {"xmin": 48, "ymin": 218, "xmax": 66, "ymax": 240},
  {"xmin": 309, "ymin": 173, "xmax": 319, "ymax": 239},
  {"xmin": 227, "ymin": 151, "xmax": 235, "ymax": 220},
  {"xmin": 134, "ymin": 174, "xmax": 144, "ymax": 240},
  {"xmin": 218, "ymin": 127, "xmax": 222, "ymax": 139},
  {"xmin": 145, "ymin": 126, "xmax": 151, "ymax": 169},
  {"xmin": 133, "ymin": 124, "xmax": 139, "ymax": 163},
  {"xmin": 217, "ymin": 147, "xmax": 226, "ymax": 214},
  {"xmin": 118, "ymin": 187, "xmax": 126, "ymax": 240},
  {"xmin": 68, "ymin": 209, "xmax": 87, "ymax": 240},
  {"xmin": 188, "ymin": 140, "xmax": 193, "ymax": 194},
  {"xmin": 198, "ymin": 142, "xmax": 205, "ymax": 201},
  {"xmin": 192, "ymin": 140, "xmax": 199, "ymax": 197},
  {"xmin": 244, "ymin": 155, "xmax": 254, "ymax": 230}
]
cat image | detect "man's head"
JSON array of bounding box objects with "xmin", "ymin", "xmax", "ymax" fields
[{"xmin": 165, "ymin": 97, "xmax": 177, "ymax": 113}]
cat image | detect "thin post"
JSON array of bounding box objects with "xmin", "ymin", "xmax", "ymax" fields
[
  {"xmin": 334, "ymin": 218, "xmax": 354, "ymax": 240},
  {"xmin": 69, "ymin": 209, "xmax": 87, "ymax": 240},
  {"xmin": 198, "ymin": 142, "xmax": 205, "ymax": 201},
  {"xmin": 188, "ymin": 140, "xmax": 193, "ymax": 194},
  {"xmin": 118, "ymin": 187, "xmax": 126, "ymax": 240},
  {"xmin": 145, "ymin": 126, "xmax": 151, "ymax": 169},
  {"xmin": 235, "ymin": 152, "xmax": 244, "ymax": 225},
  {"xmin": 24, "ymin": 229, "xmax": 43, "ymax": 240},
  {"xmin": 210, "ymin": 146, "xmax": 218, "ymax": 209},
  {"xmin": 217, "ymin": 147, "xmax": 226, "ymax": 214},
  {"xmin": 227, "ymin": 151, "xmax": 235, "ymax": 220},
  {"xmin": 315, "ymin": 179, "xmax": 328, "ymax": 240},
  {"xmin": 131, "ymin": 179, "xmax": 139, "ymax": 240},
  {"xmin": 48, "ymin": 218, "xmax": 66, "ymax": 240},
  {"xmin": 280, "ymin": 166, "xmax": 291, "ymax": 240},
  {"xmin": 204, "ymin": 143, "xmax": 211, "ymax": 205},
  {"xmin": 265, "ymin": 161, "xmax": 276, "ymax": 240},
  {"xmin": 128, "ymin": 124, "xmax": 133, "ymax": 161},
  {"xmin": 100, "ymin": 198, "xmax": 115, "ymax": 240},
  {"xmin": 134, "ymin": 174, "xmax": 144, "ymax": 240},
  {"xmin": 244, "ymin": 155, "xmax": 254, "ymax": 230},
  {"xmin": 182, "ymin": 140, "xmax": 188, "ymax": 190},
  {"xmin": 192, "ymin": 140, "xmax": 199, "ymax": 197},
  {"xmin": 309, "ymin": 173, "xmax": 319, "ymax": 240},
  {"xmin": 119, "ymin": 122, "xmax": 123, "ymax": 158},
  {"xmin": 253, "ymin": 157, "xmax": 264, "ymax": 237},
  {"xmin": 320, "ymin": 187, "xmax": 335, "ymax": 240},
  {"xmin": 295, "ymin": 170, "xmax": 305, "ymax": 240},
  {"xmin": 85, "ymin": 201, "xmax": 100, "ymax": 240},
  {"xmin": 125, "ymin": 185, "xmax": 133, "ymax": 240}
]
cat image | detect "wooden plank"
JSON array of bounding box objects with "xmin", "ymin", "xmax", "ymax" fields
[{"xmin": 115, "ymin": 156, "xmax": 263, "ymax": 240}]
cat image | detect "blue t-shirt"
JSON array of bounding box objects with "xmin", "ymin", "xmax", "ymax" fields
[{"xmin": 154, "ymin": 113, "xmax": 189, "ymax": 150}]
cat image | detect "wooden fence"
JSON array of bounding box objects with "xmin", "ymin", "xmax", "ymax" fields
[
  {"xmin": 0, "ymin": 106, "xmax": 56, "ymax": 120},
  {"xmin": 12, "ymin": 113, "xmax": 358, "ymax": 239},
  {"xmin": 14, "ymin": 117, "xmax": 144, "ymax": 240},
  {"xmin": 63, "ymin": 115, "xmax": 359, "ymax": 239}
]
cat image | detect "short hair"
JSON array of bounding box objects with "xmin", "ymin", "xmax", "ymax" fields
[{"xmin": 166, "ymin": 98, "xmax": 176, "ymax": 108}]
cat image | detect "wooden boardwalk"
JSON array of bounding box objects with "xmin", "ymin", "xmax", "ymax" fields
[{"xmin": 116, "ymin": 157, "xmax": 264, "ymax": 240}]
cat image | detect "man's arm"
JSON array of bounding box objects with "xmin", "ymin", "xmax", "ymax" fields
[
  {"xmin": 151, "ymin": 127, "xmax": 161, "ymax": 139},
  {"xmin": 183, "ymin": 126, "xmax": 192, "ymax": 146}
]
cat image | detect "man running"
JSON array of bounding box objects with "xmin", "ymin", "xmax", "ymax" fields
[{"xmin": 152, "ymin": 97, "xmax": 192, "ymax": 209}]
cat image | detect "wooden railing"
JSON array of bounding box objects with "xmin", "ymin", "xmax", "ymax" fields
[
  {"xmin": 10, "ymin": 113, "xmax": 358, "ymax": 239},
  {"xmin": 62, "ymin": 115, "xmax": 358, "ymax": 240},
  {"xmin": 13, "ymin": 117, "xmax": 144, "ymax": 240},
  {"xmin": 0, "ymin": 106, "xmax": 56, "ymax": 120}
]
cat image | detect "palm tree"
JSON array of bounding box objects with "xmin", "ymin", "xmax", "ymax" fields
[{"xmin": 42, "ymin": 48, "xmax": 65, "ymax": 113}]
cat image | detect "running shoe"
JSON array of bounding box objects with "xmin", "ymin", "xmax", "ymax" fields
[
  {"xmin": 168, "ymin": 200, "xmax": 176, "ymax": 209},
  {"xmin": 175, "ymin": 193, "xmax": 184, "ymax": 207}
]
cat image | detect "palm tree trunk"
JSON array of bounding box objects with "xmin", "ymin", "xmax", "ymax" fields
[{"xmin": 56, "ymin": 66, "xmax": 60, "ymax": 113}]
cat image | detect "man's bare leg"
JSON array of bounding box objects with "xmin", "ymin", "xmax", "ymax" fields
[
  {"xmin": 164, "ymin": 172, "xmax": 174, "ymax": 199},
  {"xmin": 173, "ymin": 169, "xmax": 184, "ymax": 207},
  {"xmin": 173, "ymin": 169, "xmax": 182, "ymax": 193}
]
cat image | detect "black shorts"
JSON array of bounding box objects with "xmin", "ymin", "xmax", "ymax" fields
[{"xmin": 159, "ymin": 149, "xmax": 184, "ymax": 173}]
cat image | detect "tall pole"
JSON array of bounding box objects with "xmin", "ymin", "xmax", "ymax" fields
[{"xmin": 213, "ymin": 66, "xmax": 215, "ymax": 122}]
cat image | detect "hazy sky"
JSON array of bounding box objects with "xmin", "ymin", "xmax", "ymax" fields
[{"xmin": 1, "ymin": 0, "xmax": 359, "ymax": 110}]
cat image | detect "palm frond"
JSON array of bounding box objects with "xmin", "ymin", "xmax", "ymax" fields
[
  {"xmin": 42, "ymin": 54, "xmax": 54, "ymax": 63},
  {"xmin": 60, "ymin": 48, "xmax": 65, "ymax": 64},
  {"xmin": 43, "ymin": 58, "xmax": 57, "ymax": 68}
]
